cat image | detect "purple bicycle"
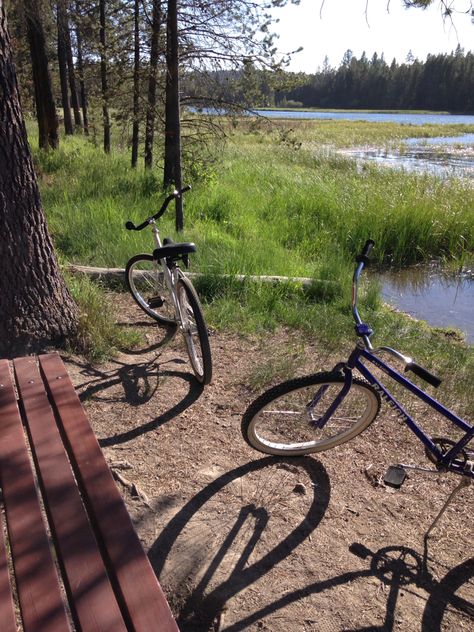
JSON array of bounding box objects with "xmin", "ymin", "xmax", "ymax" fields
[{"xmin": 242, "ymin": 240, "xmax": 473, "ymax": 527}]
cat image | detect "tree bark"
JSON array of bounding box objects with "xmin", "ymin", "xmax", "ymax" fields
[
  {"xmin": 99, "ymin": 0, "xmax": 110, "ymax": 153},
  {"xmin": 23, "ymin": 0, "xmax": 59, "ymax": 149},
  {"xmin": 63, "ymin": 2, "xmax": 82, "ymax": 129},
  {"xmin": 144, "ymin": 0, "xmax": 162, "ymax": 169},
  {"xmin": 163, "ymin": 0, "xmax": 183, "ymax": 230},
  {"xmin": 131, "ymin": 0, "xmax": 140, "ymax": 168},
  {"xmin": 0, "ymin": 5, "xmax": 78, "ymax": 357},
  {"xmin": 74, "ymin": 3, "xmax": 89, "ymax": 135},
  {"xmin": 57, "ymin": 0, "xmax": 73, "ymax": 134}
]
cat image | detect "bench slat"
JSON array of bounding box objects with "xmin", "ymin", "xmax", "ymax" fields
[
  {"xmin": 39, "ymin": 353, "xmax": 179, "ymax": 632},
  {"xmin": 0, "ymin": 510, "xmax": 17, "ymax": 632},
  {"xmin": 14, "ymin": 356, "xmax": 128, "ymax": 632},
  {"xmin": 0, "ymin": 359, "xmax": 72, "ymax": 632}
]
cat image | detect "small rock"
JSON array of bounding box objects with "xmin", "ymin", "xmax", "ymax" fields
[{"xmin": 293, "ymin": 483, "xmax": 307, "ymax": 495}]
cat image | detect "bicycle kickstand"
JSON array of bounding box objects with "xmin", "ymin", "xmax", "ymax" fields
[{"xmin": 424, "ymin": 475, "xmax": 472, "ymax": 539}]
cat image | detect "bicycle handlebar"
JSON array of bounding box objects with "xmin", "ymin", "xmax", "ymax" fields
[
  {"xmin": 352, "ymin": 239, "xmax": 375, "ymax": 346},
  {"xmin": 357, "ymin": 239, "xmax": 375, "ymax": 264},
  {"xmin": 405, "ymin": 362, "xmax": 442, "ymax": 388},
  {"xmin": 125, "ymin": 185, "xmax": 191, "ymax": 231},
  {"xmin": 352, "ymin": 240, "xmax": 442, "ymax": 385}
]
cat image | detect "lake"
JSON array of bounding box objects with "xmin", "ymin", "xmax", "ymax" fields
[
  {"xmin": 252, "ymin": 109, "xmax": 474, "ymax": 126},
  {"xmin": 378, "ymin": 266, "xmax": 474, "ymax": 344},
  {"xmin": 342, "ymin": 139, "xmax": 474, "ymax": 179}
]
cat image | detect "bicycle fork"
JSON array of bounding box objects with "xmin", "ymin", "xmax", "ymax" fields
[{"xmin": 309, "ymin": 367, "xmax": 353, "ymax": 428}]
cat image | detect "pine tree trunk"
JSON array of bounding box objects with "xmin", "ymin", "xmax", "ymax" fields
[
  {"xmin": 163, "ymin": 0, "xmax": 183, "ymax": 230},
  {"xmin": 63, "ymin": 3, "xmax": 82, "ymax": 129},
  {"xmin": 144, "ymin": 0, "xmax": 162, "ymax": 169},
  {"xmin": 99, "ymin": 0, "xmax": 110, "ymax": 153},
  {"xmin": 57, "ymin": 0, "xmax": 73, "ymax": 134},
  {"xmin": 24, "ymin": 0, "xmax": 59, "ymax": 149},
  {"xmin": 0, "ymin": 5, "xmax": 78, "ymax": 357},
  {"xmin": 75, "ymin": 5, "xmax": 89, "ymax": 135},
  {"xmin": 131, "ymin": 0, "xmax": 140, "ymax": 168}
]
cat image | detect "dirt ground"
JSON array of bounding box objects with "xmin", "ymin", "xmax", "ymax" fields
[{"xmin": 65, "ymin": 293, "xmax": 473, "ymax": 632}]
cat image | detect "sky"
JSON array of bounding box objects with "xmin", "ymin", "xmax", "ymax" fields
[{"xmin": 272, "ymin": 0, "xmax": 474, "ymax": 72}]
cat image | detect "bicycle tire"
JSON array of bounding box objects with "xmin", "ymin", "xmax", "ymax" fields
[
  {"xmin": 242, "ymin": 372, "xmax": 381, "ymax": 456},
  {"xmin": 125, "ymin": 253, "xmax": 176, "ymax": 325},
  {"xmin": 176, "ymin": 276, "xmax": 212, "ymax": 385}
]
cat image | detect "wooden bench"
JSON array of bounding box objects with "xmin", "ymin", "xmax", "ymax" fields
[{"xmin": 0, "ymin": 352, "xmax": 179, "ymax": 632}]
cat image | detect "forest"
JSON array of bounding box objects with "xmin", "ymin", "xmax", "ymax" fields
[
  {"xmin": 203, "ymin": 48, "xmax": 474, "ymax": 113},
  {"xmin": 275, "ymin": 48, "xmax": 474, "ymax": 112},
  {"xmin": 6, "ymin": 1, "xmax": 290, "ymax": 176},
  {"xmin": 8, "ymin": 1, "xmax": 474, "ymax": 183}
]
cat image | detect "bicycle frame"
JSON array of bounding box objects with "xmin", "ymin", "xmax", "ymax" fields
[
  {"xmin": 320, "ymin": 344, "xmax": 474, "ymax": 478},
  {"xmin": 148, "ymin": 220, "xmax": 184, "ymax": 324},
  {"xmin": 318, "ymin": 239, "xmax": 474, "ymax": 479}
]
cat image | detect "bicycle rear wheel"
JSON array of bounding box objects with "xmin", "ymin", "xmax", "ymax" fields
[
  {"xmin": 176, "ymin": 276, "xmax": 212, "ymax": 385},
  {"xmin": 242, "ymin": 372, "xmax": 381, "ymax": 456},
  {"xmin": 125, "ymin": 254, "xmax": 176, "ymax": 325}
]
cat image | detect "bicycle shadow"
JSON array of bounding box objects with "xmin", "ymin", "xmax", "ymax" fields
[
  {"xmin": 217, "ymin": 541, "xmax": 473, "ymax": 632},
  {"xmin": 117, "ymin": 319, "xmax": 178, "ymax": 356},
  {"xmin": 148, "ymin": 456, "xmax": 331, "ymax": 631},
  {"xmin": 66, "ymin": 355, "xmax": 204, "ymax": 448},
  {"xmin": 422, "ymin": 556, "xmax": 474, "ymax": 631}
]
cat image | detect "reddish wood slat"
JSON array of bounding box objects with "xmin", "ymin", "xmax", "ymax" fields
[
  {"xmin": 14, "ymin": 356, "xmax": 128, "ymax": 632},
  {"xmin": 0, "ymin": 510, "xmax": 17, "ymax": 632},
  {"xmin": 39, "ymin": 353, "xmax": 179, "ymax": 632},
  {"xmin": 0, "ymin": 359, "xmax": 71, "ymax": 632}
]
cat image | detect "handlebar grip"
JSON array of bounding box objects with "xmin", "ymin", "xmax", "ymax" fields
[
  {"xmin": 180, "ymin": 184, "xmax": 191, "ymax": 194},
  {"xmin": 356, "ymin": 239, "xmax": 375, "ymax": 264},
  {"xmin": 125, "ymin": 218, "xmax": 150, "ymax": 231},
  {"xmin": 405, "ymin": 362, "xmax": 442, "ymax": 388}
]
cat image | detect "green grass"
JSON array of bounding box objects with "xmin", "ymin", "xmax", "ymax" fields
[
  {"xmin": 28, "ymin": 118, "xmax": 474, "ymax": 404},
  {"xmin": 65, "ymin": 271, "xmax": 140, "ymax": 362},
  {"xmin": 33, "ymin": 121, "xmax": 474, "ymax": 270}
]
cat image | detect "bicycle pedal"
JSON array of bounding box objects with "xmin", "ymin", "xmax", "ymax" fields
[
  {"xmin": 384, "ymin": 465, "xmax": 407, "ymax": 489},
  {"xmin": 148, "ymin": 296, "xmax": 164, "ymax": 308}
]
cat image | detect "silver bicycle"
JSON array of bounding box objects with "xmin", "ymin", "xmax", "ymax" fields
[{"xmin": 125, "ymin": 186, "xmax": 212, "ymax": 385}]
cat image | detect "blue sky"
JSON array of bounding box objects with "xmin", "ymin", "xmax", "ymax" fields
[{"xmin": 272, "ymin": 0, "xmax": 474, "ymax": 72}]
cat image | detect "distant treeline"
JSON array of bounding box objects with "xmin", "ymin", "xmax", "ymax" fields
[
  {"xmin": 198, "ymin": 48, "xmax": 474, "ymax": 113},
  {"xmin": 280, "ymin": 49, "xmax": 474, "ymax": 112}
]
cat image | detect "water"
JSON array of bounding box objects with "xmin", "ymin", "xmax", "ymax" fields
[
  {"xmin": 405, "ymin": 133, "xmax": 474, "ymax": 146},
  {"xmin": 252, "ymin": 109, "xmax": 474, "ymax": 126},
  {"xmin": 251, "ymin": 109, "xmax": 474, "ymax": 177},
  {"xmin": 342, "ymin": 138, "xmax": 474, "ymax": 179},
  {"xmin": 378, "ymin": 267, "xmax": 474, "ymax": 343}
]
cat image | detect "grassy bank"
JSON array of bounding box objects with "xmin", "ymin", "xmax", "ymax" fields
[
  {"xmin": 36, "ymin": 120, "xmax": 474, "ymax": 272},
  {"xmin": 31, "ymin": 119, "xmax": 473, "ymax": 411}
]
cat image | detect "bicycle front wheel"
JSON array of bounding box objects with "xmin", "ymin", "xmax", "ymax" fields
[
  {"xmin": 242, "ymin": 372, "xmax": 381, "ymax": 456},
  {"xmin": 125, "ymin": 254, "xmax": 176, "ymax": 325},
  {"xmin": 177, "ymin": 277, "xmax": 212, "ymax": 385}
]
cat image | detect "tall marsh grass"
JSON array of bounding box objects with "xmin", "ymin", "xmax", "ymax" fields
[{"xmin": 33, "ymin": 121, "xmax": 474, "ymax": 272}]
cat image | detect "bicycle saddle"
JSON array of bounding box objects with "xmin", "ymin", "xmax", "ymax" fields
[{"xmin": 153, "ymin": 238, "xmax": 196, "ymax": 261}]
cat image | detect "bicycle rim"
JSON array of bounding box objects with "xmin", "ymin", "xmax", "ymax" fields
[
  {"xmin": 177, "ymin": 277, "xmax": 212, "ymax": 384},
  {"xmin": 125, "ymin": 254, "xmax": 176, "ymax": 325},
  {"xmin": 242, "ymin": 373, "xmax": 380, "ymax": 456}
]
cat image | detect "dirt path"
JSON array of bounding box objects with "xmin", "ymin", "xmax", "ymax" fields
[{"xmin": 65, "ymin": 294, "xmax": 473, "ymax": 632}]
